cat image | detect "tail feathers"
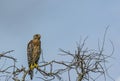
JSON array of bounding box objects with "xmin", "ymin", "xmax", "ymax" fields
[{"xmin": 29, "ymin": 70, "xmax": 33, "ymax": 80}]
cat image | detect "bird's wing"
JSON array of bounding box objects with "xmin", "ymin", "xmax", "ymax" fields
[
  {"xmin": 27, "ymin": 40, "xmax": 34, "ymax": 67},
  {"xmin": 35, "ymin": 40, "xmax": 41, "ymax": 64}
]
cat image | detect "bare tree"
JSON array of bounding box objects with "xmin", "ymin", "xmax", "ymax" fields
[
  {"xmin": 57, "ymin": 27, "xmax": 114, "ymax": 81},
  {"xmin": 0, "ymin": 27, "xmax": 114, "ymax": 81}
]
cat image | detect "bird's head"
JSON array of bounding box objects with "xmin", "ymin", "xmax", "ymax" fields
[{"xmin": 33, "ymin": 34, "xmax": 41, "ymax": 40}]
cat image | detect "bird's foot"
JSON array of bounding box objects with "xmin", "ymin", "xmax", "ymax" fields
[{"xmin": 34, "ymin": 63, "xmax": 38, "ymax": 68}]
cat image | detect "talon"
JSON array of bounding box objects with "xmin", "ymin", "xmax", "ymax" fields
[{"xmin": 34, "ymin": 63, "xmax": 38, "ymax": 68}]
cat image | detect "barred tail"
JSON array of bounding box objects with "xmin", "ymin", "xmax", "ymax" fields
[{"xmin": 29, "ymin": 70, "xmax": 33, "ymax": 80}]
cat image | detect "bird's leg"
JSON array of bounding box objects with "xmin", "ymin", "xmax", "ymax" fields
[{"xmin": 30, "ymin": 64, "xmax": 34, "ymax": 70}]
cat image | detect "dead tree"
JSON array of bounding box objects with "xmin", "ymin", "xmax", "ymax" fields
[
  {"xmin": 0, "ymin": 27, "xmax": 114, "ymax": 81},
  {"xmin": 57, "ymin": 27, "xmax": 114, "ymax": 81},
  {"xmin": 59, "ymin": 38, "xmax": 114, "ymax": 81}
]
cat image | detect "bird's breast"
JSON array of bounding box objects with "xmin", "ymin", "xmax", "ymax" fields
[{"xmin": 32, "ymin": 39, "xmax": 40, "ymax": 45}]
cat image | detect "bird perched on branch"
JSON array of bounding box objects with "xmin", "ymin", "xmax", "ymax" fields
[{"xmin": 27, "ymin": 34, "xmax": 41, "ymax": 80}]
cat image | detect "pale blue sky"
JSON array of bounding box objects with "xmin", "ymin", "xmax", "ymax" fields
[{"xmin": 0, "ymin": 0, "xmax": 120, "ymax": 81}]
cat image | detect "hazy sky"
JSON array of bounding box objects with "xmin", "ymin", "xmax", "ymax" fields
[{"xmin": 0, "ymin": 0, "xmax": 120, "ymax": 81}]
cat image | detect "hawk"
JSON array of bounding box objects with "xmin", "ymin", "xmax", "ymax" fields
[{"xmin": 27, "ymin": 34, "xmax": 41, "ymax": 80}]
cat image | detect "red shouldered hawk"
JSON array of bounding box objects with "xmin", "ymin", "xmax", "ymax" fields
[{"xmin": 27, "ymin": 34, "xmax": 41, "ymax": 80}]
